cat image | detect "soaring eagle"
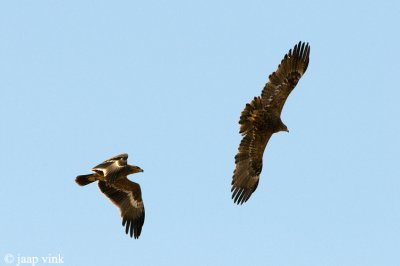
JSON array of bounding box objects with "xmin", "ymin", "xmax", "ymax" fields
[
  {"xmin": 76, "ymin": 153, "xmax": 145, "ymax": 239},
  {"xmin": 231, "ymin": 42, "xmax": 310, "ymax": 205}
]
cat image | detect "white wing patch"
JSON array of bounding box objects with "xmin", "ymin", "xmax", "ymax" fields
[{"xmin": 128, "ymin": 192, "xmax": 142, "ymax": 209}]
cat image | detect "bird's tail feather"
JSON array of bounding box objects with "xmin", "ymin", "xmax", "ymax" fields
[{"xmin": 75, "ymin": 174, "xmax": 97, "ymax": 186}]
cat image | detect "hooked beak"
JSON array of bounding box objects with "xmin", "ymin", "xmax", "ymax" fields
[{"xmin": 133, "ymin": 166, "xmax": 144, "ymax": 173}]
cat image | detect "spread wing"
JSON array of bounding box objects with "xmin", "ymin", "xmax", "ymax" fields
[
  {"xmin": 98, "ymin": 179, "xmax": 145, "ymax": 239},
  {"xmin": 92, "ymin": 153, "xmax": 128, "ymax": 181},
  {"xmin": 261, "ymin": 41, "xmax": 310, "ymax": 115},
  {"xmin": 232, "ymin": 97, "xmax": 273, "ymax": 204}
]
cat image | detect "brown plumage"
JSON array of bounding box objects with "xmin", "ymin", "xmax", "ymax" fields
[
  {"xmin": 232, "ymin": 42, "xmax": 310, "ymax": 204},
  {"xmin": 75, "ymin": 153, "xmax": 145, "ymax": 239}
]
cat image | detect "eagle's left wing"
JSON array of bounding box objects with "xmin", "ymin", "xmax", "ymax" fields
[
  {"xmin": 98, "ymin": 179, "xmax": 145, "ymax": 239},
  {"xmin": 92, "ymin": 153, "xmax": 128, "ymax": 182},
  {"xmin": 232, "ymin": 97, "xmax": 273, "ymax": 204}
]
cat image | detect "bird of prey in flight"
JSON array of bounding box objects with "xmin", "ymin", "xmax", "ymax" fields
[
  {"xmin": 76, "ymin": 153, "xmax": 145, "ymax": 239},
  {"xmin": 231, "ymin": 42, "xmax": 310, "ymax": 204}
]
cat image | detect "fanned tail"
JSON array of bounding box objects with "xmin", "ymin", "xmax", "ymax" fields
[{"xmin": 75, "ymin": 174, "xmax": 97, "ymax": 186}]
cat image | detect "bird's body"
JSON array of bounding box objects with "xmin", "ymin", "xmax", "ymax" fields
[
  {"xmin": 231, "ymin": 42, "xmax": 310, "ymax": 205},
  {"xmin": 76, "ymin": 153, "xmax": 145, "ymax": 239}
]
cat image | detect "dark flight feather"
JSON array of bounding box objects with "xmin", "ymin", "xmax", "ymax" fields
[{"xmin": 98, "ymin": 180, "xmax": 145, "ymax": 239}]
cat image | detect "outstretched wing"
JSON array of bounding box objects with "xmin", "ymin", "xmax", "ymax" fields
[
  {"xmin": 232, "ymin": 97, "xmax": 273, "ymax": 204},
  {"xmin": 98, "ymin": 179, "xmax": 145, "ymax": 239},
  {"xmin": 261, "ymin": 41, "xmax": 310, "ymax": 115},
  {"xmin": 92, "ymin": 153, "xmax": 128, "ymax": 181}
]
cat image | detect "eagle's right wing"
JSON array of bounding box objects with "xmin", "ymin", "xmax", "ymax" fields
[
  {"xmin": 98, "ymin": 179, "xmax": 145, "ymax": 239},
  {"xmin": 261, "ymin": 42, "xmax": 310, "ymax": 115}
]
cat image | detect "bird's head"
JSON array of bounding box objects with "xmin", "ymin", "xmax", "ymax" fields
[
  {"xmin": 128, "ymin": 165, "xmax": 144, "ymax": 174},
  {"xmin": 281, "ymin": 124, "xmax": 289, "ymax": 133},
  {"xmin": 277, "ymin": 120, "xmax": 289, "ymax": 133}
]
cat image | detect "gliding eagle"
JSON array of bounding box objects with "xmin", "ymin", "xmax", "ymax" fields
[
  {"xmin": 76, "ymin": 153, "xmax": 145, "ymax": 239},
  {"xmin": 231, "ymin": 42, "xmax": 310, "ymax": 204}
]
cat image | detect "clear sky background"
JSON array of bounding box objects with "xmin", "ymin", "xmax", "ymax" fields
[{"xmin": 1, "ymin": 1, "xmax": 399, "ymax": 265}]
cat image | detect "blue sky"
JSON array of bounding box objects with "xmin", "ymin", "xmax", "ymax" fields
[{"xmin": 1, "ymin": 1, "xmax": 399, "ymax": 265}]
